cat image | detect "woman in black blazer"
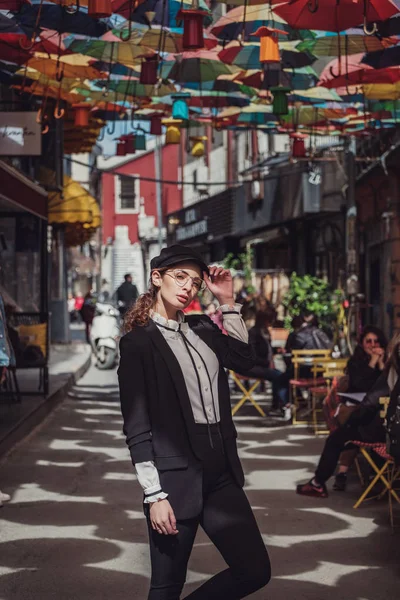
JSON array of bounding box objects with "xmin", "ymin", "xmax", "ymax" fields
[{"xmin": 118, "ymin": 245, "xmax": 271, "ymax": 600}]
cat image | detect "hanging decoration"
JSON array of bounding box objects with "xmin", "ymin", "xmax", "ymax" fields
[
  {"xmin": 251, "ymin": 26, "xmax": 288, "ymax": 64},
  {"xmin": 140, "ymin": 56, "xmax": 158, "ymax": 85},
  {"xmin": 290, "ymin": 132, "xmax": 308, "ymax": 159},
  {"xmin": 190, "ymin": 135, "xmax": 208, "ymax": 157},
  {"xmin": 163, "ymin": 119, "xmax": 182, "ymax": 144},
  {"xmin": 73, "ymin": 103, "xmax": 92, "ymax": 127},
  {"xmin": 172, "ymin": 93, "xmax": 191, "ymax": 121},
  {"xmin": 177, "ymin": 4, "xmax": 209, "ymax": 51},
  {"xmin": 116, "ymin": 137, "xmax": 127, "ymax": 156},
  {"xmin": 150, "ymin": 115, "xmax": 163, "ymax": 136},
  {"xmin": 271, "ymin": 86, "xmax": 291, "ymax": 116},
  {"xmin": 87, "ymin": 0, "xmax": 113, "ymax": 18}
]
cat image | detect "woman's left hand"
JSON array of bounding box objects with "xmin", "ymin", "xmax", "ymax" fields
[{"xmin": 204, "ymin": 267, "xmax": 235, "ymax": 306}]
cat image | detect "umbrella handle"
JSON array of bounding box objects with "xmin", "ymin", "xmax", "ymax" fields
[
  {"xmin": 107, "ymin": 119, "xmax": 116, "ymax": 135},
  {"xmin": 363, "ymin": 17, "xmax": 377, "ymax": 36},
  {"xmin": 307, "ymin": 0, "xmax": 318, "ymax": 13},
  {"xmin": 329, "ymin": 65, "xmax": 340, "ymax": 79},
  {"xmin": 120, "ymin": 0, "xmax": 133, "ymax": 41},
  {"xmin": 19, "ymin": 35, "xmax": 35, "ymax": 51},
  {"xmin": 64, "ymin": 0, "xmax": 80, "ymax": 15}
]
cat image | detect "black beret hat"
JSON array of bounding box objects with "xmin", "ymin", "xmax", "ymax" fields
[{"xmin": 150, "ymin": 245, "xmax": 209, "ymax": 276}]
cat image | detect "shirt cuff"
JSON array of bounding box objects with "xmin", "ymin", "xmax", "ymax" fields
[
  {"xmin": 144, "ymin": 491, "xmax": 169, "ymax": 504},
  {"xmin": 219, "ymin": 303, "xmax": 242, "ymax": 315}
]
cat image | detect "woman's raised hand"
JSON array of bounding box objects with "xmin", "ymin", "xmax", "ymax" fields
[
  {"xmin": 149, "ymin": 499, "xmax": 179, "ymax": 535},
  {"xmin": 204, "ymin": 266, "xmax": 235, "ymax": 306}
]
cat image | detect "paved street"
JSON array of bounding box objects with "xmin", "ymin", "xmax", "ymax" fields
[{"xmin": 0, "ymin": 364, "xmax": 399, "ymax": 600}]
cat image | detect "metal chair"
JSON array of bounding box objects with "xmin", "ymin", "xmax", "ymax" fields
[{"xmin": 290, "ymin": 349, "xmax": 332, "ymax": 425}]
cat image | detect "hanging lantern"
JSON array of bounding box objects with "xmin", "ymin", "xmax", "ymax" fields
[
  {"xmin": 116, "ymin": 138, "xmax": 127, "ymax": 156},
  {"xmin": 123, "ymin": 135, "xmax": 136, "ymax": 154},
  {"xmin": 163, "ymin": 119, "xmax": 182, "ymax": 144},
  {"xmin": 290, "ymin": 132, "xmax": 308, "ymax": 159},
  {"xmin": 172, "ymin": 93, "xmax": 190, "ymax": 121},
  {"xmin": 135, "ymin": 134, "xmax": 147, "ymax": 151},
  {"xmin": 3, "ymin": 0, "xmax": 25, "ymax": 11},
  {"xmin": 190, "ymin": 136, "xmax": 207, "ymax": 157},
  {"xmin": 150, "ymin": 115, "xmax": 162, "ymax": 136},
  {"xmin": 177, "ymin": 8, "xmax": 208, "ymax": 50},
  {"xmin": 251, "ymin": 26, "xmax": 288, "ymax": 64},
  {"xmin": 73, "ymin": 103, "xmax": 91, "ymax": 127},
  {"xmin": 140, "ymin": 57, "xmax": 158, "ymax": 85},
  {"xmin": 87, "ymin": 0, "xmax": 112, "ymax": 18},
  {"xmin": 270, "ymin": 86, "xmax": 291, "ymax": 116}
]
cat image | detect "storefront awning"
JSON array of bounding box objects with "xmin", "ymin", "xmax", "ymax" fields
[
  {"xmin": 39, "ymin": 168, "xmax": 101, "ymax": 229},
  {"xmin": 0, "ymin": 160, "xmax": 47, "ymax": 219}
]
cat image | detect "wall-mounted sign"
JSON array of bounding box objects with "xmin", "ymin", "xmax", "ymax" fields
[{"xmin": 0, "ymin": 113, "xmax": 41, "ymax": 156}]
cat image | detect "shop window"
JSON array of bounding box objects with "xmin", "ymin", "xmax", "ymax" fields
[{"xmin": 115, "ymin": 175, "xmax": 140, "ymax": 213}]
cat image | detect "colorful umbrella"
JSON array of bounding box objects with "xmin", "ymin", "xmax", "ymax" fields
[
  {"xmin": 274, "ymin": 0, "xmax": 398, "ymax": 33},
  {"xmin": 210, "ymin": 5, "xmax": 311, "ymax": 42},
  {"xmin": 319, "ymin": 53, "xmax": 400, "ymax": 88},
  {"xmin": 162, "ymin": 51, "xmax": 238, "ymax": 83},
  {"xmin": 362, "ymin": 45, "xmax": 400, "ymax": 70},
  {"xmin": 297, "ymin": 31, "xmax": 396, "ymax": 57},
  {"xmin": 66, "ymin": 39, "xmax": 154, "ymax": 67}
]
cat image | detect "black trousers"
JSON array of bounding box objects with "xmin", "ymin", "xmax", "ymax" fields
[
  {"xmin": 315, "ymin": 423, "xmax": 385, "ymax": 484},
  {"xmin": 146, "ymin": 425, "xmax": 271, "ymax": 600}
]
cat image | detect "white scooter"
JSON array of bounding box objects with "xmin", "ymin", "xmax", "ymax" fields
[{"xmin": 90, "ymin": 302, "xmax": 120, "ymax": 370}]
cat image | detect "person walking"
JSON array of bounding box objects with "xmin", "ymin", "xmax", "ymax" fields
[
  {"xmin": 80, "ymin": 291, "xmax": 96, "ymax": 344},
  {"xmin": 0, "ymin": 291, "xmax": 14, "ymax": 507},
  {"xmin": 116, "ymin": 273, "xmax": 139, "ymax": 316},
  {"xmin": 118, "ymin": 244, "xmax": 271, "ymax": 600}
]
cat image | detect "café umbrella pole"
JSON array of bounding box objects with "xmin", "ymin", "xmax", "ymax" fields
[{"xmin": 154, "ymin": 136, "xmax": 164, "ymax": 253}]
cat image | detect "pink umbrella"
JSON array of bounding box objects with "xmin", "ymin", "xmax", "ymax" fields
[{"xmin": 319, "ymin": 53, "xmax": 400, "ymax": 88}]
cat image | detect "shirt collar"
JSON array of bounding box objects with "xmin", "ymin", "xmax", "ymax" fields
[{"xmin": 151, "ymin": 310, "xmax": 189, "ymax": 333}]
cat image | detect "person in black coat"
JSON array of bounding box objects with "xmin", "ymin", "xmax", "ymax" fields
[
  {"xmin": 246, "ymin": 310, "xmax": 289, "ymax": 414},
  {"xmin": 296, "ymin": 325, "xmax": 389, "ymax": 499},
  {"xmin": 118, "ymin": 245, "xmax": 271, "ymax": 600},
  {"xmin": 116, "ymin": 273, "xmax": 139, "ymax": 316}
]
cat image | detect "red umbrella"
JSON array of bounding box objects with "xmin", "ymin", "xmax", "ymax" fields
[
  {"xmin": 319, "ymin": 53, "xmax": 400, "ymax": 88},
  {"xmin": 274, "ymin": 0, "xmax": 398, "ymax": 33}
]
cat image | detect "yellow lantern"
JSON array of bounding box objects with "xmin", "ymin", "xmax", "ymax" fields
[
  {"xmin": 190, "ymin": 135, "xmax": 207, "ymax": 157},
  {"xmin": 162, "ymin": 118, "xmax": 182, "ymax": 144}
]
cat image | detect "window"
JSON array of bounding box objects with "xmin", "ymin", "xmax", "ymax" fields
[{"xmin": 115, "ymin": 174, "xmax": 140, "ymax": 213}]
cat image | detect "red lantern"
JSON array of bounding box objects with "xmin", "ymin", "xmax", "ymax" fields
[
  {"xmin": 123, "ymin": 134, "xmax": 136, "ymax": 154},
  {"xmin": 140, "ymin": 57, "xmax": 158, "ymax": 85},
  {"xmin": 251, "ymin": 26, "xmax": 288, "ymax": 64},
  {"xmin": 290, "ymin": 133, "xmax": 307, "ymax": 159},
  {"xmin": 1, "ymin": 0, "xmax": 25, "ymax": 11},
  {"xmin": 150, "ymin": 115, "xmax": 162, "ymax": 136},
  {"xmin": 177, "ymin": 9, "xmax": 208, "ymax": 50},
  {"xmin": 116, "ymin": 139, "xmax": 127, "ymax": 156},
  {"xmin": 87, "ymin": 0, "xmax": 112, "ymax": 18},
  {"xmin": 73, "ymin": 103, "xmax": 91, "ymax": 127}
]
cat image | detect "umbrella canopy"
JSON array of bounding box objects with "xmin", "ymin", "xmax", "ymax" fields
[
  {"xmin": 274, "ymin": 0, "xmax": 398, "ymax": 33},
  {"xmin": 362, "ymin": 45, "xmax": 400, "ymax": 70},
  {"xmin": 210, "ymin": 4, "xmax": 312, "ymax": 41},
  {"xmin": 319, "ymin": 53, "xmax": 400, "ymax": 88},
  {"xmin": 219, "ymin": 40, "xmax": 315, "ymax": 70},
  {"xmin": 14, "ymin": 4, "xmax": 111, "ymax": 38},
  {"xmin": 164, "ymin": 54, "xmax": 237, "ymax": 83},
  {"xmin": 66, "ymin": 39, "xmax": 154, "ymax": 67},
  {"xmin": 297, "ymin": 31, "xmax": 396, "ymax": 57},
  {"xmin": 113, "ymin": 24, "xmax": 218, "ymax": 52}
]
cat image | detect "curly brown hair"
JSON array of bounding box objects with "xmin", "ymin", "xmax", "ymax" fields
[{"xmin": 123, "ymin": 268, "xmax": 167, "ymax": 332}]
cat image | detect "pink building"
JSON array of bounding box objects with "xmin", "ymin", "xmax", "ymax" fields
[{"xmin": 99, "ymin": 143, "xmax": 182, "ymax": 293}]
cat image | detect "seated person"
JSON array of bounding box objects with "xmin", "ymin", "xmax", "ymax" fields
[
  {"xmin": 296, "ymin": 328, "xmax": 392, "ymax": 498},
  {"xmin": 331, "ymin": 325, "xmax": 387, "ymax": 491},
  {"xmin": 246, "ymin": 309, "xmax": 290, "ymax": 420}
]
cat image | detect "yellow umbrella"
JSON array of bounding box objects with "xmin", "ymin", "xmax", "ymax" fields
[
  {"xmin": 363, "ymin": 83, "xmax": 400, "ymax": 100},
  {"xmin": 23, "ymin": 57, "xmax": 106, "ymax": 81}
]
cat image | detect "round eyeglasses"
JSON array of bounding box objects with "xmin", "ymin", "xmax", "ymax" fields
[{"xmin": 166, "ymin": 269, "xmax": 206, "ymax": 293}]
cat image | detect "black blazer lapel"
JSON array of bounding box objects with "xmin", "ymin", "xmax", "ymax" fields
[{"xmin": 144, "ymin": 321, "xmax": 198, "ymax": 447}]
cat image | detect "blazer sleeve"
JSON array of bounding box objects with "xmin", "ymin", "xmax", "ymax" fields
[
  {"xmin": 204, "ymin": 315, "xmax": 256, "ymax": 374},
  {"xmin": 118, "ymin": 333, "xmax": 154, "ymax": 466}
]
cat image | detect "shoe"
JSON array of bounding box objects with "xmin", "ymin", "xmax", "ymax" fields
[
  {"xmin": 282, "ymin": 405, "xmax": 292, "ymax": 422},
  {"xmin": 0, "ymin": 490, "xmax": 11, "ymax": 503},
  {"xmin": 333, "ymin": 472, "xmax": 347, "ymax": 491},
  {"xmin": 296, "ymin": 479, "xmax": 328, "ymax": 498}
]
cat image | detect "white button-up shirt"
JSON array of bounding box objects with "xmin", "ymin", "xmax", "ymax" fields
[{"xmin": 136, "ymin": 304, "xmax": 248, "ymax": 503}]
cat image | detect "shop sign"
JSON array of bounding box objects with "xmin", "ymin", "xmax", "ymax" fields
[
  {"xmin": 175, "ymin": 207, "xmax": 208, "ymax": 241},
  {"xmin": 0, "ymin": 113, "xmax": 41, "ymax": 156}
]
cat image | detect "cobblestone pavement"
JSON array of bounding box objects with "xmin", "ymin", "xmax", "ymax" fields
[{"xmin": 0, "ymin": 364, "xmax": 399, "ymax": 600}]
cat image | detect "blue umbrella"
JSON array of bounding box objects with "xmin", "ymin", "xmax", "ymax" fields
[{"xmin": 14, "ymin": 4, "xmax": 111, "ymax": 38}]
